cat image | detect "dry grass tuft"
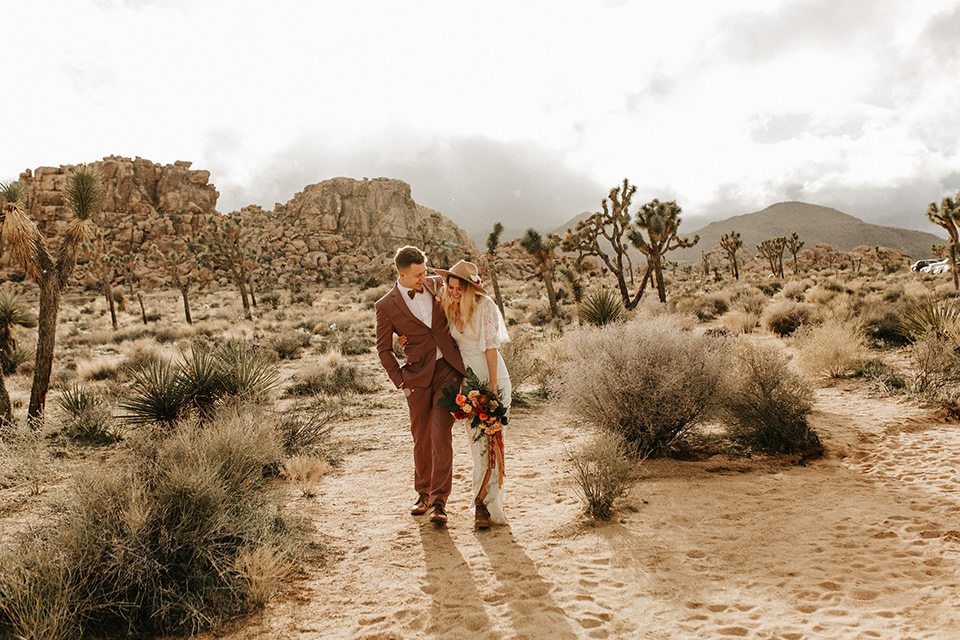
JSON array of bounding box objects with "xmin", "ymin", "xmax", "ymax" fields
[{"xmin": 792, "ymin": 320, "xmax": 868, "ymax": 379}]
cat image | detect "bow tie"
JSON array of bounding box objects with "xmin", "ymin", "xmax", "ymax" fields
[{"xmin": 407, "ymin": 289, "xmax": 417, "ymax": 300}]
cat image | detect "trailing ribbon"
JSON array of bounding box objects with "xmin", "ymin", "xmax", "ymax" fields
[{"xmin": 484, "ymin": 423, "xmax": 505, "ymax": 487}]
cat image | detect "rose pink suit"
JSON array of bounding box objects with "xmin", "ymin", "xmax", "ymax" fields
[{"xmin": 376, "ymin": 275, "xmax": 465, "ymax": 507}]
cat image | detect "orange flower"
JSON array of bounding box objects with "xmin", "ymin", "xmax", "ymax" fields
[
  {"xmin": 479, "ymin": 395, "xmax": 488, "ymax": 405},
  {"xmin": 455, "ymin": 393, "xmax": 467, "ymax": 406},
  {"xmin": 468, "ymin": 390, "xmax": 480, "ymax": 400},
  {"xmin": 478, "ymin": 413, "xmax": 489, "ymax": 422}
]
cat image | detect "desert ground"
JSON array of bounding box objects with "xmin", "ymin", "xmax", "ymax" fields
[{"xmin": 2, "ymin": 266, "xmax": 960, "ymax": 640}]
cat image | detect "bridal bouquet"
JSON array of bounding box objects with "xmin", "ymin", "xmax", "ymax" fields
[{"xmin": 438, "ymin": 368, "xmax": 507, "ymax": 483}]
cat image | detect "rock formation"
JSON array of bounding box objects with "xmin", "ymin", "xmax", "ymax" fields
[
  {"xmin": 8, "ymin": 160, "xmax": 476, "ymax": 288},
  {"xmin": 236, "ymin": 177, "xmax": 477, "ymax": 285},
  {"xmin": 15, "ymin": 156, "xmax": 219, "ymax": 256}
]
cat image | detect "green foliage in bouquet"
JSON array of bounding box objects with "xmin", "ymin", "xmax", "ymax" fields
[{"xmin": 437, "ymin": 367, "xmax": 508, "ymax": 435}]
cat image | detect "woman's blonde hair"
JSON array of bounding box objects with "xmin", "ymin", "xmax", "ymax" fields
[{"xmin": 443, "ymin": 275, "xmax": 480, "ymax": 330}]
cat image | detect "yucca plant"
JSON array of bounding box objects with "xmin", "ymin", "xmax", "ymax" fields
[
  {"xmin": 216, "ymin": 341, "xmax": 280, "ymax": 402},
  {"xmin": 899, "ymin": 296, "xmax": 960, "ymax": 341},
  {"xmin": 178, "ymin": 344, "xmax": 224, "ymax": 418},
  {"xmin": 579, "ymin": 289, "xmax": 624, "ymax": 326},
  {"xmin": 0, "ymin": 292, "xmax": 37, "ymax": 374},
  {"xmin": 120, "ymin": 359, "xmax": 188, "ymax": 427},
  {"xmin": 56, "ymin": 383, "xmax": 117, "ymax": 442}
]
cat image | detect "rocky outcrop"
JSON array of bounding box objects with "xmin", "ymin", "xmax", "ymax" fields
[
  {"xmin": 16, "ymin": 156, "xmax": 219, "ymax": 256},
  {"xmin": 237, "ymin": 177, "xmax": 477, "ymax": 285},
  {"xmin": 9, "ymin": 161, "xmax": 476, "ymax": 288}
]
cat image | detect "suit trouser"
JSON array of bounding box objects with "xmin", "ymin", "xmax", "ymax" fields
[{"xmin": 406, "ymin": 357, "xmax": 462, "ymax": 507}]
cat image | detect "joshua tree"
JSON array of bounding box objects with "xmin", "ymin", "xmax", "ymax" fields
[
  {"xmin": 926, "ymin": 191, "xmax": 960, "ymax": 290},
  {"xmin": 2, "ymin": 166, "xmax": 103, "ymax": 421},
  {"xmin": 0, "ymin": 290, "xmax": 35, "ymax": 423},
  {"xmin": 627, "ymin": 198, "xmax": 699, "ymax": 303},
  {"xmin": 518, "ymin": 228, "xmax": 560, "ymax": 318},
  {"xmin": 932, "ymin": 243, "xmax": 946, "ymax": 260},
  {"xmin": 785, "ymin": 232, "xmax": 804, "ymax": 275},
  {"xmin": 82, "ymin": 231, "xmax": 120, "ymax": 330},
  {"xmin": 757, "ymin": 237, "xmax": 787, "ymax": 278},
  {"xmin": 197, "ymin": 216, "xmax": 256, "ymax": 320},
  {"xmin": 148, "ymin": 245, "xmax": 211, "ymax": 324},
  {"xmin": 485, "ymin": 222, "xmax": 506, "ymax": 315},
  {"xmin": 719, "ymin": 231, "xmax": 742, "ymax": 279},
  {"xmin": 561, "ymin": 179, "xmax": 641, "ymax": 309},
  {"xmin": 558, "ymin": 264, "xmax": 585, "ymax": 322}
]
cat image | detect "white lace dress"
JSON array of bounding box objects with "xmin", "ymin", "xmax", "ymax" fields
[{"xmin": 449, "ymin": 295, "xmax": 511, "ymax": 524}]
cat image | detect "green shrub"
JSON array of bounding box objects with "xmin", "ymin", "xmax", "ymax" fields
[
  {"xmin": 56, "ymin": 384, "xmax": 119, "ymax": 443},
  {"xmin": 899, "ymin": 296, "xmax": 960, "ymax": 341},
  {"xmin": 730, "ymin": 287, "xmax": 768, "ymax": 315},
  {"xmin": 569, "ymin": 430, "xmax": 637, "ymax": 520},
  {"xmin": 267, "ymin": 331, "xmax": 311, "ymax": 360},
  {"xmin": 0, "ymin": 408, "xmax": 294, "ymax": 639},
  {"xmin": 550, "ymin": 320, "xmax": 726, "ymax": 456},
  {"xmin": 259, "ymin": 291, "xmax": 282, "ymax": 309},
  {"xmin": 721, "ymin": 343, "xmax": 820, "ymax": 455},
  {"xmin": 762, "ymin": 301, "xmax": 817, "ymax": 336},
  {"xmin": 286, "ymin": 354, "xmax": 374, "ymax": 397},
  {"xmin": 1, "ymin": 344, "xmax": 33, "ymax": 375},
  {"xmin": 685, "ymin": 292, "xmax": 728, "ymax": 321},
  {"xmin": 579, "ymin": 289, "xmax": 624, "ymax": 326},
  {"xmin": 120, "ymin": 342, "xmax": 279, "ymax": 427},
  {"xmin": 859, "ymin": 304, "xmax": 909, "ymax": 346}
]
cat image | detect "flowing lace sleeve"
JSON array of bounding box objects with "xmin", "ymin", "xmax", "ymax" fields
[{"xmin": 477, "ymin": 296, "xmax": 510, "ymax": 352}]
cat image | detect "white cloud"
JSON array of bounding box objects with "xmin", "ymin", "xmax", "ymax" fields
[{"xmin": 2, "ymin": 0, "xmax": 958, "ymax": 239}]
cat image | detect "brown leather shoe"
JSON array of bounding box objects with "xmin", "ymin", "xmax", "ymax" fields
[
  {"xmin": 474, "ymin": 502, "xmax": 492, "ymax": 530},
  {"xmin": 411, "ymin": 493, "xmax": 430, "ymax": 516},
  {"xmin": 429, "ymin": 504, "xmax": 448, "ymax": 525}
]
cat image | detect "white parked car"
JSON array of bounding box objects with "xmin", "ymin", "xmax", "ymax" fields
[
  {"xmin": 920, "ymin": 259, "xmax": 951, "ymax": 274},
  {"xmin": 911, "ymin": 259, "xmax": 937, "ymax": 271}
]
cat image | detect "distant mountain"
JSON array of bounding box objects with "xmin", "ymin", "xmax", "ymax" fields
[{"xmin": 554, "ymin": 202, "xmax": 943, "ymax": 263}]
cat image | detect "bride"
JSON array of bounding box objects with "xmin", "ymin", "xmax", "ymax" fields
[{"xmin": 435, "ymin": 260, "xmax": 511, "ymax": 529}]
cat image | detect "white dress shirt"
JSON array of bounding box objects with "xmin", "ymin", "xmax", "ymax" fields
[
  {"xmin": 397, "ymin": 281, "xmax": 433, "ymax": 327},
  {"xmin": 397, "ymin": 280, "xmax": 442, "ymax": 360}
]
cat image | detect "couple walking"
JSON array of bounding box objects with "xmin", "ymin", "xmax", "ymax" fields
[{"xmin": 375, "ymin": 245, "xmax": 511, "ymax": 529}]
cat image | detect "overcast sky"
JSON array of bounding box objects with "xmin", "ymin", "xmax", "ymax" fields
[{"xmin": 4, "ymin": 0, "xmax": 959, "ymax": 239}]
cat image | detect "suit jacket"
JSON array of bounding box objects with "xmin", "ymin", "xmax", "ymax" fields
[{"xmin": 375, "ymin": 275, "xmax": 465, "ymax": 389}]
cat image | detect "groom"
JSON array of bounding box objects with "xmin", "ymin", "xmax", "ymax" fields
[{"xmin": 376, "ymin": 245, "xmax": 465, "ymax": 525}]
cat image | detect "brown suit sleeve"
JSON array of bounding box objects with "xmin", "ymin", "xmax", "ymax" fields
[{"xmin": 376, "ymin": 300, "xmax": 404, "ymax": 389}]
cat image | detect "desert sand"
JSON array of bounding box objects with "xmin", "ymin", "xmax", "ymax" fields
[{"xmin": 197, "ymin": 355, "xmax": 960, "ymax": 640}]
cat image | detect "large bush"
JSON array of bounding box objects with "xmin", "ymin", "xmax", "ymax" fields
[
  {"xmin": 792, "ymin": 320, "xmax": 867, "ymax": 379},
  {"xmin": 721, "ymin": 343, "xmax": 820, "ymax": 454},
  {"xmin": 550, "ymin": 320, "xmax": 726, "ymax": 456},
  {"xmin": 0, "ymin": 407, "xmax": 294, "ymax": 639},
  {"xmin": 762, "ymin": 301, "xmax": 817, "ymax": 336}
]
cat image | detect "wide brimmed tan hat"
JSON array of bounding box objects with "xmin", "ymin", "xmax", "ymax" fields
[{"xmin": 435, "ymin": 260, "xmax": 488, "ymax": 295}]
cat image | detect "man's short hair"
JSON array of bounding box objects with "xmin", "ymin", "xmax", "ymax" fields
[{"xmin": 395, "ymin": 245, "xmax": 426, "ymax": 272}]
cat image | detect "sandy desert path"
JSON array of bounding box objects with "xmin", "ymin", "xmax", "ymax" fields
[{"xmin": 204, "ymin": 376, "xmax": 960, "ymax": 640}]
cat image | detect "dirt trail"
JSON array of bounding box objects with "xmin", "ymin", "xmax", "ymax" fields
[{"xmin": 207, "ymin": 378, "xmax": 960, "ymax": 640}]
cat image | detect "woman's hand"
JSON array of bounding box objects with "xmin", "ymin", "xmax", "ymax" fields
[{"xmin": 397, "ymin": 334, "xmax": 408, "ymax": 347}]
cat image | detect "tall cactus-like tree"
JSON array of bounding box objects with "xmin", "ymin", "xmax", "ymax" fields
[
  {"xmin": 757, "ymin": 237, "xmax": 787, "ymax": 278},
  {"xmin": 926, "ymin": 191, "xmax": 960, "ymax": 290},
  {"xmin": 561, "ymin": 179, "xmax": 641, "ymax": 308},
  {"xmin": 485, "ymin": 222, "xmax": 505, "ymax": 316},
  {"xmin": 83, "ymin": 231, "xmax": 120, "ymax": 330},
  {"xmin": 785, "ymin": 232, "xmax": 804, "ymax": 275},
  {"xmin": 3, "ymin": 166, "xmax": 103, "ymax": 421},
  {"xmin": 719, "ymin": 231, "xmax": 742, "ymax": 279},
  {"xmin": 148, "ymin": 245, "xmax": 210, "ymax": 324},
  {"xmin": 518, "ymin": 228, "xmax": 560, "ymax": 318},
  {"xmin": 197, "ymin": 216, "xmax": 256, "ymax": 320},
  {"xmin": 627, "ymin": 199, "xmax": 699, "ymax": 303}
]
